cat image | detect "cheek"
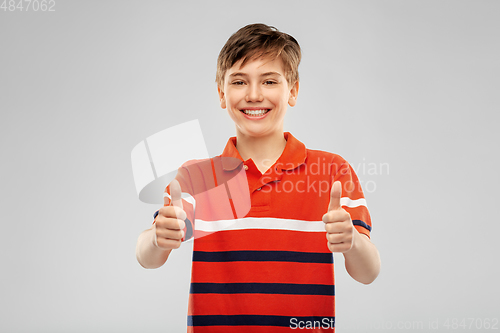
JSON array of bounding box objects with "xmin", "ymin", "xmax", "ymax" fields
[
  {"xmin": 225, "ymin": 90, "xmax": 242, "ymax": 108},
  {"xmin": 271, "ymin": 89, "xmax": 289, "ymax": 105},
  {"xmin": 226, "ymin": 108, "xmax": 238, "ymax": 120}
]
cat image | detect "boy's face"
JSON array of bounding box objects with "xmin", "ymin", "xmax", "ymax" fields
[{"xmin": 218, "ymin": 56, "xmax": 299, "ymax": 139}]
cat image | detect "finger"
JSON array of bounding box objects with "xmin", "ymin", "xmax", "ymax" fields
[
  {"xmin": 156, "ymin": 238, "xmax": 182, "ymax": 250},
  {"xmin": 327, "ymin": 181, "xmax": 342, "ymax": 212},
  {"xmin": 323, "ymin": 209, "xmax": 351, "ymax": 225},
  {"xmin": 158, "ymin": 206, "xmax": 187, "ymax": 221},
  {"xmin": 324, "ymin": 221, "xmax": 343, "ymax": 234},
  {"xmin": 326, "ymin": 232, "xmax": 346, "ymax": 245},
  {"xmin": 169, "ymin": 179, "xmax": 183, "ymax": 210},
  {"xmin": 156, "ymin": 228, "xmax": 184, "ymax": 241},
  {"xmin": 156, "ymin": 214, "xmax": 186, "ymax": 230},
  {"xmin": 327, "ymin": 241, "xmax": 352, "ymax": 253}
]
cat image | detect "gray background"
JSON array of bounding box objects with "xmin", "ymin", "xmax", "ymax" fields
[{"xmin": 1, "ymin": 0, "xmax": 499, "ymax": 332}]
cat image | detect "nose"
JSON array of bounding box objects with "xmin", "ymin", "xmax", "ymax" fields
[{"xmin": 245, "ymin": 83, "xmax": 263, "ymax": 102}]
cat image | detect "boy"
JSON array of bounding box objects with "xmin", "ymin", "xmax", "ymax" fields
[{"xmin": 136, "ymin": 23, "xmax": 380, "ymax": 332}]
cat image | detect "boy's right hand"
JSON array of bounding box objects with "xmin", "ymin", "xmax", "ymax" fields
[{"xmin": 153, "ymin": 179, "xmax": 187, "ymax": 250}]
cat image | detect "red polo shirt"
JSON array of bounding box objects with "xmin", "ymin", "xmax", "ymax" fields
[{"xmin": 161, "ymin": 132, "xmax": 372, "ymax": 333}]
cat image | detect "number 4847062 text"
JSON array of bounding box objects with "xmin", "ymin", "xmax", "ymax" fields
[{"xmin": 1, "ymin": 0, "xmax": 56, "ymax": 11}]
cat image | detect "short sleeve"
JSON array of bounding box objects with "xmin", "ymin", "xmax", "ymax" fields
[{"xmin": 332, "ymin": 159, "xmax": 372, "ymax": 238}]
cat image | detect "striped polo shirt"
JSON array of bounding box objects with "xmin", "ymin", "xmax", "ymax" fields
[{"xmin": 160, "ymin": 132, "xmax": 372, "ymax": 332}]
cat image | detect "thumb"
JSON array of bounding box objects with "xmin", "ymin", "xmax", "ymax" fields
[
  {"xmin": 327, "ymin": 181, "xmax": 342, "ymax": 211},
  {"xmin": 166, "ymin": 179, "xmax": 183, "ymax": 210}
]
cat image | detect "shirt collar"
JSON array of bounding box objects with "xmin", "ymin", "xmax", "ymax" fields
[{"xmin": 220, "ymin": 132, "xmax": 307, "ymax": 171}]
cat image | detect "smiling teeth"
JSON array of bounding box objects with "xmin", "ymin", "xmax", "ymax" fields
[{"xmin": 242, "ymin": 109, "xmax": 269, "ymax": 116}]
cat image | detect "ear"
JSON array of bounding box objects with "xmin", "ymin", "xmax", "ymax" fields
[
  {"xmin": 288, "ymin": 80, "xmax": 299, "ymax": 107},
  {"xmin": 217, "ymin": 85, "xmax": 226, "ymax": 109}
]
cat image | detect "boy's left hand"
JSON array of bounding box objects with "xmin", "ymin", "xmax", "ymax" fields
[{"xmin": 323, "ymin": 181, "xmax": 355, "ymax": 253}]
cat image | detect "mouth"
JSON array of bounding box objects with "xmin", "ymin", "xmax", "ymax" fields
[{"xmin": 240, "ymin": 109, "xmax": 271, "ymax": 117}]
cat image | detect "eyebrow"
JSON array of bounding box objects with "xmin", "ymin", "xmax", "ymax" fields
[{"xmin": 229, "ymin": 71, "xmax": 282, "ymax": 78}]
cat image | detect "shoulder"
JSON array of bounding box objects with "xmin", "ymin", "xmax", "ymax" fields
[
  {"xmin": 177, "ymin": 158, "xmax": 214, "ymax": 178},
  {"xmin": 287, "ymin": 133, "xmax": 348, "ymax": 165},
  {"xmin": 305, "ymin": 148, "xmax": 349, "ymax": 165},
  {"xmin": 303, "ymin": 148, "xmax": 358, "ymax": 178},
  {"xmin": 180, "ymin": 158, "xmax": 212, "ymax": 168}
]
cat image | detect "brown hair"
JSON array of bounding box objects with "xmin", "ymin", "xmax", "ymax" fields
[{"xmin": 216, "ymin": 23, "xmax": 301, "ymax": 90}]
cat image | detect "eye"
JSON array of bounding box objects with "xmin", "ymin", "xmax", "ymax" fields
[
  {"xmin": 231, "ymin": 81, "xmax": 245, "ymax": 85},
  {"xmin": 264, "ymin": 80, "xmax": 277, "ymax": 85}
]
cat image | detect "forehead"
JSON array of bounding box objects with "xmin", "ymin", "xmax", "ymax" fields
[{"xmin": 227, "ymin": 56, "xmax": 285, "ymax": 76}]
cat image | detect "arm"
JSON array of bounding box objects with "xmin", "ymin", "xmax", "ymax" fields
[
  {"xmin": 323, "ymin": 181, "xmax": 380, "ymax": 284},
  {"xmin": 136, "ymin": 179, "xmax": 186, "ymax": 269},
  {"xmin": 343, "ymin": 231, "xmax": 380, "ymax": 284},
  {"xmin": 136, "ymin": 227, "xmax": 173, "ymax": 269}
]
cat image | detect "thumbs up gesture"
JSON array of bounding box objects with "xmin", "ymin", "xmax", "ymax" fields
[
  {"xmin": 323, "ymin": 181, "xmax": 355, "ymax": 253},
  {"xmin": 153, "ymin": 179, "xmax": 187, "ymax": 250}
]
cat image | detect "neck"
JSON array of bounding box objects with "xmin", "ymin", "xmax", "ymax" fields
[{"xmin": 236, "ymin": 131, "xmax": 287, "ymax": 169}]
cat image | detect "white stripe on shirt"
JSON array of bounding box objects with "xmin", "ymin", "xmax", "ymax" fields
[
  {"xmin": 340, "ymin": 197, "xmax": 367, "ymax": 208},
  {"xmin": 195, "ymin": 217, "xmax": 326, "ymax": 233}
]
